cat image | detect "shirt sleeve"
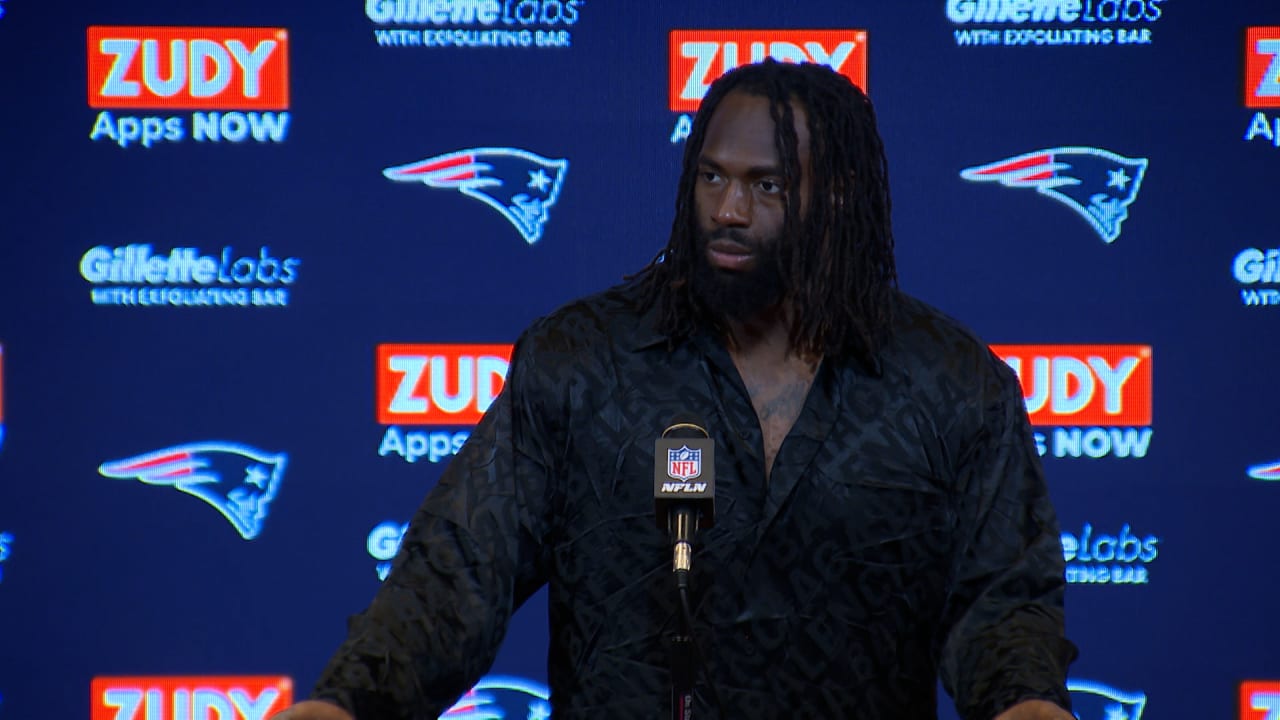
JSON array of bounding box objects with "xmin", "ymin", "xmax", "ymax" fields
[
  {"xmin": 309, "ymin": 333, "xmax": 562, "ymax": 719},
  {"xmin": 937, "ymin": 353, "xmax": 1079, "ymax": 720}
]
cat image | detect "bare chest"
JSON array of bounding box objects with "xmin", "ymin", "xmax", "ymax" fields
[{"xmin": 732, "ymin": 357, "xmax": 819, "ymax": 482}]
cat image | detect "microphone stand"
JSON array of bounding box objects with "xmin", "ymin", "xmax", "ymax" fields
[
  {"xmin": 655, "ymin": 423, "xmax": 718, "ymax": 719},
  {"xmin": 670, "ymin": 629, "xmax": 695, "ymax": 720},
  {"xmin": 668, "ymin": 509, "xmax": 697, "ymax": 720}
]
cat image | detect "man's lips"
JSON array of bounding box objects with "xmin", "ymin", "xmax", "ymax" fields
[{"xmin": 706, "ymin": 238, "xmax": 755, "ymax": 270}]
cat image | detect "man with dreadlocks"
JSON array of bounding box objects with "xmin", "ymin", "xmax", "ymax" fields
[{"xmin": 277, "ymin": 60, "xmax": 1076, "ymax": 720}]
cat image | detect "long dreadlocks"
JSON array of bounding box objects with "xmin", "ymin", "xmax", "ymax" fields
[{"xmin": 636, "ymin": 59, "xmax": 898, "ymax": 367}]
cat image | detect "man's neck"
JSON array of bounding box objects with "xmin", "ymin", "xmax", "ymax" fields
[{"xmin": 725, "ymin": 305, "xmax": 803, "ymax": 363}]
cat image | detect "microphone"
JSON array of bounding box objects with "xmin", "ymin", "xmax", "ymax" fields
[{"xmin": 654, "ymin": 415, "xmax": 716, "ymax": 577}]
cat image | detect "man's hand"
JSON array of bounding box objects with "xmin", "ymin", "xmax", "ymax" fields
[
  {"xmin": 993, "ymin": 699, "xmax": 1075, "ymax": 720},
  {"xmin": 268, "ymin": 700, "xmax": 355, "ymax": 720}
]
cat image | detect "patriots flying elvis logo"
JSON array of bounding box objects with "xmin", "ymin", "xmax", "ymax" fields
[
  {"xmin": 441, "ymin": 675, "xmax": 551, "ymax": 720},
  {"xmin": 383, "ymin": 147, "xmax": 568, "ymax": 245},
  {"xmin": 961, "ymin": 147, "xmax": 1148, "ymax": 244},
  {"xmin": 99, "ymin": 442, "xmax": 288, "ymax": 540},
  {"xmin": 1068, "ymin": 679, "xmax": 1146, "ymax": 720},
  {"xmin": 1247, "ymin": 458, "xmax": 1280, "ymax": 481}
]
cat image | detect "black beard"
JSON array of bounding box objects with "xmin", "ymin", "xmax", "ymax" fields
[{"xmin": 692, "ymin": 227, "xmax": 786, "ymax": 322}]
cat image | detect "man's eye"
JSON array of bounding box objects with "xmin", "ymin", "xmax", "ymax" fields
[
  {"xmin": 758, "ymin": 180, "xmax": 782, "ymax": 194},
  {"xmin": 700, "ymin": 171, "xmax": 720, "ymax": 183}
]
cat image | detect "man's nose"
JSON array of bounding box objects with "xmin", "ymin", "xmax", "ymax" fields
[{"xmin": 713, "ymin": 181, "xmax": 750, "ymax": 226}]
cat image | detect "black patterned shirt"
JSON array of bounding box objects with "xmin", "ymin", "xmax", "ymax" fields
[{"xmin": 312, "ymin": 279, "xmax": 1077, "ymax": 719}]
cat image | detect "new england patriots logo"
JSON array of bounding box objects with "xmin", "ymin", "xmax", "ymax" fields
[
  {"xmin": 961, "ymin": 147, "xmax": 1148, "ymax": 244},
  {"xmin": 440, "ymin": 675, "xmax": 550, "ymax": 720},
  {"xmin": 1068, "ymin": 679, "xmax": 1146, "ymax": 720},
  {"xmin": 1247, "ymin": 458, "xmax": 1280, "ymax": 481},
  {"xmin": 384, "ymin": 147, "xmax": 568, "ymax": 245},
  {"xmin": 99, "ymin": 442, "xmax": 287, "ymax": 540}
]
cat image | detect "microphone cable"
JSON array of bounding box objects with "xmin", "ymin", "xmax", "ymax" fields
[{"xmin": 675, "ymin": 564, "xmax": 727, "ymax": 720}]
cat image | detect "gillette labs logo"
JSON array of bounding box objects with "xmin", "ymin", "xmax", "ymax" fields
[
  {"xmin": 948, "ymin": 0, "xmax": 1166, "ymax": 47},
  {"xmin": 80, "ymin": 244, "xmax": 299, "ymax": 307},
  {"xmin": 1233, "ymin": 247, "xmax": 1280, "ymax": 307},
  {"xmin": 1061, "ymin": 523, "xmax": 1158, "ymax": 585},
  {"xmin": 368, "ymin": 520, "xmax": 408, "ymax": 580},
  {"xmin": 367, "ymin": 0, "xmax": 582, "ymax": 49}
]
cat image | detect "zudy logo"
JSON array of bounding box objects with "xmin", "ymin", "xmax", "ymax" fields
[
  {"xmin": 384, "ymin": 148, "xmax": 567, "ymax": 244},
  {"xmin": 87, "ymin": 26, "xmax": 291, "ymax": 148},
  {"xmin": 1244, "ymin": 27, "xmax": 1280, "ymax": 149},
  {"xmin": 667, "ymin": 29, "xmax": 867, "ymax": 144},
  {"xmin": 377, "ymin": 344, "xmax": 512, "ymax": 425},
  {"xmin": 376, "ymin": 343, "xmax": 513, "ymax": 464},
  {"xmin": 994, "ymin": 344, "xmax": 1152, "ymax": 426},
  {"xmin": 91, "ymin": 676, "xmax": 292, "ymax": 720},
  {"xmin": 668, "ymin": 29, "xmax": 866, "ymax": 113},
  {"xmin": 962, "ymin": 147, "xmax": 1148, "ymax": 243},
  {"xmin": 1241, "ymin": 681, "xmax": 1280, "ymax": 720},
  {"xmin": 99, "ymin": 442, "xmax": 288, "ymax": 539},
  {"xmin": 992, "ymin": 344, "xmax": 1153, "ymax": 459},
  {"xmin": 1245, "ymin": 27, "xmax": 1280, "ymax": 109}
]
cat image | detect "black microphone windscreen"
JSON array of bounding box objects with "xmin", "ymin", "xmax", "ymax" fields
[{"xmin": 655, "ymin": 414, "xmax": 715, "ymax": 530}]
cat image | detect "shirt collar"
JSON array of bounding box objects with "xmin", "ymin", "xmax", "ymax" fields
[
  {"xmin": 617, "ymin": 282, "xmax": 676, "ymax": 352},
  {"xmin": 616, "ymin": 282, "xmax": 886, "ymax": 379}
]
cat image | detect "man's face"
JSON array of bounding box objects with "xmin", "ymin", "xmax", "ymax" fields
[{"xmin": 692, "ymin": 90, "xmax": 811, "ymax": 322}]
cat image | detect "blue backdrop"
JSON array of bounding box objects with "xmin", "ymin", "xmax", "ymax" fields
[{"xmin": 1, "ymin": 1, "xmax": 1278, "ymax": 718}]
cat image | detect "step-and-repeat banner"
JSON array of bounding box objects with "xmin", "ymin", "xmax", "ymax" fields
[{"xmin": 1, "ymin": 1, "xmax": 1278, "ymax": 718}]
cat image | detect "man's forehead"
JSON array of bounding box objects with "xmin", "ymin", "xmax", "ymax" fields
[{"xmin": 700, "ymin": 90, "xmax": 810, "ymax": 166}]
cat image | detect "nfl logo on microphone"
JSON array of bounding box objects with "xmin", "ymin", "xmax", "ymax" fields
[{"xmin": 668, "ymin": 446, "xmax": 702, "ymax": 481}]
